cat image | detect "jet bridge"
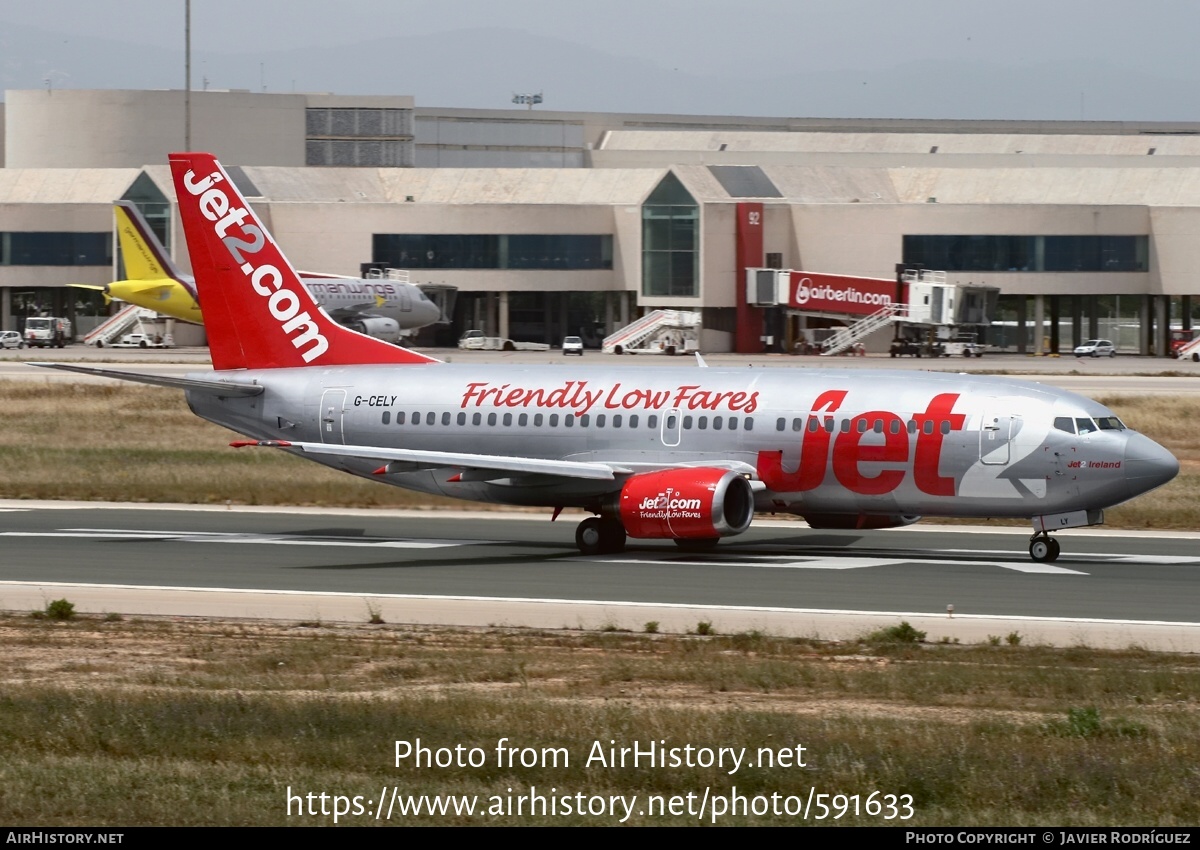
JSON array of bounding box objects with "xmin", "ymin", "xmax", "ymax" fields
[{"xmin": 745, "ymin": 268, "xmax": 998, "ymax": 355}]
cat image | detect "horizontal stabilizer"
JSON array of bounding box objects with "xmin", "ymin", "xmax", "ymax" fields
[{"xmin": 29, "ymin": 363, "xmax": 264, "ymax": 397}]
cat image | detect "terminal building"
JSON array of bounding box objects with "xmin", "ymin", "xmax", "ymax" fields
[{"xmin": 1, "ymin": 88, "xmax": 1198, "ymax": 354}]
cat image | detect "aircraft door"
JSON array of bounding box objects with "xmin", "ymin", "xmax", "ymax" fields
[
  {"xmin": 979, "ymin": 405, "xmax": 1013, "ymax": 465},
  {"xmin": 400, "ymin": 289, "xmax": 412, "ymax": 313},
  {"xmin": 660, "ymin": 408, "xmax": 681, "ymax": 447},
  {"xmin": 320, "ymin": 389, "xmax": 347, "ymax": 444}
]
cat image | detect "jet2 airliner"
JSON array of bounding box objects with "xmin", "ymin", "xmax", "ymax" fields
[{"xmin": 40, "ymin": 153, "xmax": 1180, "ymax": 563}]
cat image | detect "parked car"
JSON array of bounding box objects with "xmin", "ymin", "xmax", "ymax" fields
[
  {"xmin": 562, "ymin": 335, "xmax": 584, "ymax": 356},
  {"xmin": 0, "ymin": 330, "xmax": 24, "ymax": 349},
  {"xmin": 889, "ymin": 339, "xmax": 924, "ymax": 358},
  {"xmin": 1073, "ymin": 339, "xmax": 1116, "ymax": 358},
  {"xmin": 107, "ymin": 333, "xmax": 166, "ymax": 349}
]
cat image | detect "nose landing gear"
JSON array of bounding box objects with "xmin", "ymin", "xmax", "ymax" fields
[{"xmin": 1029, "ymin": 533, "xmax": 1061, "ymax": 562}]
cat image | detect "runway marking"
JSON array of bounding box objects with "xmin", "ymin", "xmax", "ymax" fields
[
  {"xmin": 938, "ymin": 548, "xmax": 1200, "ymax": 565},
  {"xmin": 573, "ymin": 554, "xmax": 1088, "ymax": 575},
  {"xmin": 0, "ymin": 529, "xmax": 496, "ymax": 549}
]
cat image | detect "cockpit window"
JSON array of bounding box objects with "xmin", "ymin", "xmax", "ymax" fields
[
  {"xmin": 1053, "ymin": 417, "xmax": 1075, "ymax": 434},
  {"xmin": 1075, "ymin": 418, "xmax": 1097, "ymax": 435},
  {"xmin": 1095, "ymin": 416, "xmax": 1125, "ymax": 431}
]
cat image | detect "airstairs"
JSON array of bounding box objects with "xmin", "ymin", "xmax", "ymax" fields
[
  {"xmin": 819, "ymin": 303, "xmax": 909, "ymax": 356},
  {"xmin": 83, "ymin": 305, "xmax": 159, "ymax": 347},
  {"xmin": 603, "ymin": 310, "xmax": 701, "ymax": 354}
]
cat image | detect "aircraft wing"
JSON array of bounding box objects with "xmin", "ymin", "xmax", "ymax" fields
[
  {"xmin": 324, "ymin": 304, "xmax": 380, "ymax": 320},
  {"xmin": 231, "ymin": 439, "xmax": 630, "ymax": 481},
  {"xmin": 29, "ymin": 363, "xmax": 265, "ymax": 397}
]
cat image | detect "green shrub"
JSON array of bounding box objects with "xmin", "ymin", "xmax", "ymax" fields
[
  {"xmin": 45, "ymin": 599, "xmax": 76, "ymax": 621},
  {"xmin": 867, "ymin": 621, "xmax": 925, "ymax": 644}
]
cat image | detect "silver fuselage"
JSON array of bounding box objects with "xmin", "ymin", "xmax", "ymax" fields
[{"xmin": 186, "ymin": 363, "xmax": 1177, "ymax": 519}]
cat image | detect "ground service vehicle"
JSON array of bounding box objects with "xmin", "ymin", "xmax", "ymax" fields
[
  {"xmin": 24, "ymin": 317, "xmax": 71, "ymax": 348},
  {"xmin": 39, "ymin": 153, "xmax": 1180, "ymax": 565}
]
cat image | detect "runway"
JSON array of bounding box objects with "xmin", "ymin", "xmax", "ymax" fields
[{"xmin": 2, "ymin": 502, "xmax": 1198, "ymax": 650}]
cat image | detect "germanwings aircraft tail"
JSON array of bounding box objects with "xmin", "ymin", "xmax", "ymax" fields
[
  {"xmin": 115, "ymin": 200, "xmax": 186, "ymax": 282},
  {"xmin": 168, "ymin": 151, "xmax": 437, "ymax": 370}
]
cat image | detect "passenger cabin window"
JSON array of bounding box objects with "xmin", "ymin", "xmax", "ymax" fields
[
  {"xmin": 382, "ymin": 411, "xmax": 390, "ymax": 425},
  {"xmin": 397, "ymin": 412, "xmax": 406, "ymax": 425},
  {"xmin": 442, "ymin": 412, "xmax": 451, "ymax": 426},
  {"xmin": 457, "ymin": 412, "xmax": 466, "ymax": 425}
]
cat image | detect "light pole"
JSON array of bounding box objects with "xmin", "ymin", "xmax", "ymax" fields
[{"xmin": 512, "ymin": 93, "xmax": 543, "ymax": 111}]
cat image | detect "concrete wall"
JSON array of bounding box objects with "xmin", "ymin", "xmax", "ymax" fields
[{"xmin": 6, "ymin": 89, "xmax": 307, "ymax": 168}]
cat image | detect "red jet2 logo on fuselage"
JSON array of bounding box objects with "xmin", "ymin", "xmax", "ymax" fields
[
  {"xmin": 756, "ymin": 391, "xmax": 967, "ymax": 497},
  {"xmin": 181, "ymin": 169, "xmax": 329, "ymax": 363}
]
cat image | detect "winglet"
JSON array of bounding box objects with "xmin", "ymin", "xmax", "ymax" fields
[{"xmin": 168, "ymin": 152, "xmax": 438, "ymax": 370}]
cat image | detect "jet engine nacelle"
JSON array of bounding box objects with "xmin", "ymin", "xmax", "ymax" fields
[
  {"xmin": 614, "ymin": 468, "xmax": 754, "ymax": 540},
  {"xmin": 801, "ymin": 513, "xmax": 922, "ymax": 530},
  {"xmin": 346, "ymin": 316, "xmax": 401, "ymax": 344}
]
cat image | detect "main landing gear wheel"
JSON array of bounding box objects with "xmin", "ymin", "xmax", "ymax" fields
[
  {"xmin": 1029, "ymin": 534, "xmax": 1061, "ymax": 562},
  {"xmin": 575, "ymin": 517, "xmax": 627, "ymax": 556}
]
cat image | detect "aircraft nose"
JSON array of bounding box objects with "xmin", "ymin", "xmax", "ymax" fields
[{"xmin": 1123, "ymin": 433, "xmax": 1180, "ymax": 499}]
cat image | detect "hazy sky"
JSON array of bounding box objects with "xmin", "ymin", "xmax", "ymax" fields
[{"xmin": 3, "ymin": 1, "xmax": 1200, "ymax": 119}]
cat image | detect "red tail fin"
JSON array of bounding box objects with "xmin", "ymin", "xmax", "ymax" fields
[{"xmin": 168, "ymin": 152, "xmax": 437, "ymax": 370}]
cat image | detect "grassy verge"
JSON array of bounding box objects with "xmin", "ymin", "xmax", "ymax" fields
[
  {"xmin": 0, "ymin": 381, "xmax": 1196, "ymax": 527},
  {"xmin": 1, "ymin": 614, "xmax": 1198, "ymax": 826}
]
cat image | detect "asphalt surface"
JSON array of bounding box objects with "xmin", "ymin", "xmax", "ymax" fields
[{"xmin": 2, "ymin": 503, "xmax": 1198, "ymax": 649}]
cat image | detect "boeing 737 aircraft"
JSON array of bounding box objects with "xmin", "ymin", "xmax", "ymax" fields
[
  {"xmin": 41, "ymin": 153, "xmax": 1180, "ymax": 563},
  {"xmin": 74, "ymin": 201, "xmax": 441, "ymax": 342}
]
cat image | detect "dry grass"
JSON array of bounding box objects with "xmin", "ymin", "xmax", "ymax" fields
[
  {"xmin": 0, "ymin": 381, "xmax": 1196, "ymax": 526},
  {"xmin": 0, "ymin": 381, "xmax": 467, "ymax": 508},
  {"xmin": 1, "ymin": 614, "xmax": 1198, "ymax": 826}
]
